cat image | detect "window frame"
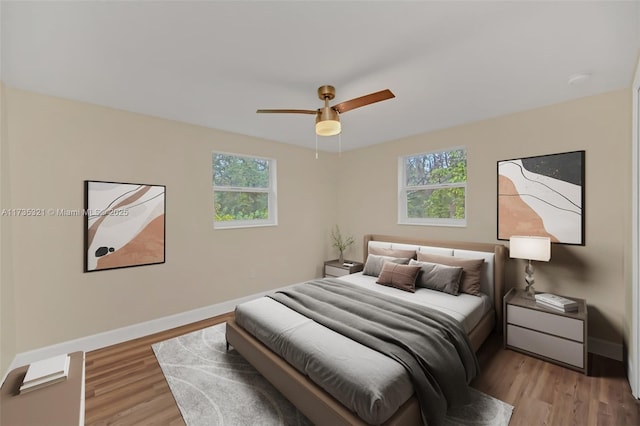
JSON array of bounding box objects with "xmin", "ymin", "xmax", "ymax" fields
[
  {"xmin": 213, "ymin": 151, "xmax": 278, "ymax": 230},
  {"xmin": 397, "ymin": 147, "xmax": 467, "ymax": 227}
]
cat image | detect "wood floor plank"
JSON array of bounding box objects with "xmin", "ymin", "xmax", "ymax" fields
[{"xmin": 85, "ymin": 312, "xmax": 640, "ymax": 425}]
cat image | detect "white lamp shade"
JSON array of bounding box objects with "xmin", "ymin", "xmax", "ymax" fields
[{"xmin": 509, "ymin": 236, "xmax": 551, "ymax": 261}]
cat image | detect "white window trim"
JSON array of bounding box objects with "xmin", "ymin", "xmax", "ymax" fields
[
  {"xmin": 213, "ymin": 152, "xmax": 278, "ymax": 230},
  {"xmin": 397, "ymin": 148, "xmax": 467, "ymax": 227}
]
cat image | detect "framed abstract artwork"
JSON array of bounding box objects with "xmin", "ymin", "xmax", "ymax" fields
[
  {"xmin": 84, "ymin": 180, "xmax": 166, "ymax": 272},
  {"xmin": 497, "ymin": 150, "xmax": 585, "ymax": 245}
]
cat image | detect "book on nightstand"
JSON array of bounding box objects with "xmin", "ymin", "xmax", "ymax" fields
[
  {"xmin": 535, "ymin": 293, "xmax": 579, "ymax": 312},
  {"xmin": 19, "ymin": 354, "xmax": 70, "ymax": 394}
]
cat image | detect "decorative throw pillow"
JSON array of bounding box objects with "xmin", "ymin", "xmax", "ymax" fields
[
  {"xmin": 369, "ymin": 246, "xmax": 417, "ymax": 260},
  {"xmin": 363, "ymin": 254, "xmax": 411, "ymax": 277},
  {"xmin": 376, "ymin": 262, "xmax": 421, "ymax": 293},
  {"xmin": 416, "ymin": 252, "xmax": 484, "ymax": 296},
  {"xmin": 409, "ymin": 259, "xmax": 463, "ymax": 295}
]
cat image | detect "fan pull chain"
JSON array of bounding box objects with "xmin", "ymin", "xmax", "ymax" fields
[
  {"xmin": 338, "ymin": 133, "xmax": 342, "ymax": 157},
  {"xmin": 315, "ymin": 133, "xmax": 319, "ymax": 159}
]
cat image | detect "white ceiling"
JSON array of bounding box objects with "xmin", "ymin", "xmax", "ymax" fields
[{"xmin": 2, "ymin": 1, "xmax": 639, "ymax": 152}]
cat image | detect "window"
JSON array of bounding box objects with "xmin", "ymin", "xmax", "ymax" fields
[
  {"xmin": 398, "ymin": 147, "xmax": 467, "ymax": 226},
  {"xmin": 213, "ymin": 152, "xmax": 277, "ymax": 229}
]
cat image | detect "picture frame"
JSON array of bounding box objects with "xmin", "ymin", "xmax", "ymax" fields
[
  {"xmin": 84, "ymin": 180, "xmax": 166, "ymax": 272},
  {"xmin": 497, "ymin": 150, "xmax": 585, "ymax": 245}
]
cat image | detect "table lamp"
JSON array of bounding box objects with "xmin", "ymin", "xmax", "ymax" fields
[{"xmin": 509, "ymin": 236, "xmax": 551, "ymax": 298}]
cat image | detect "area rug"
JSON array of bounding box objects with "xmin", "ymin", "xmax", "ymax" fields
[{"xmin": 152, "ymin": 323, "xmax": 513, "ymax": 426}]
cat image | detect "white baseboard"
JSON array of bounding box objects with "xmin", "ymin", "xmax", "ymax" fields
[
  {"xmin": 629, "ymin": 358, "xmax": 639, "ymax": 398},
  {"xmin": 589, "ymin": 336, "xmax": 623, "ymax": 361},
  {"xmin": 3, "ymin": 286, "xmax": 285, "ymax": 385}
]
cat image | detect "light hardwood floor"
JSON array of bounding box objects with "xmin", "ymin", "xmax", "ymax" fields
[
  {"xmin": 472, "ymin": 334, "xmax": 640, "ymax": 426},
  {"xmin": 85, "ymin": 313, "xmax": 232, "ymax": 426},
  {"xmin": 85, "ymin": 312, "xmax": 640, "ymax": 425}
]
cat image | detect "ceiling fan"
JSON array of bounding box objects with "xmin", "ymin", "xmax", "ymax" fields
[{"xmin": 257, "ymin": 85, "xmax": 395, "ymax": 137}]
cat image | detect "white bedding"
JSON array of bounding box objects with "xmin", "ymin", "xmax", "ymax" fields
[
  {"xmin": 235, "ymin": 295, "xmax": 413, "ymax": 425},
  {"xmin": 234, "ymin": 274, "xmax": 492, "ymax": 425}
]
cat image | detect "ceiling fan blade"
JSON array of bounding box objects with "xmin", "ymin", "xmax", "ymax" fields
[
  {"xmin": 256, "ymin": 109, "xmax": 317, "ymax": 115},
  {"xmin": 332, "ymin": 89, "xmax": 395, "ymax": 114}
]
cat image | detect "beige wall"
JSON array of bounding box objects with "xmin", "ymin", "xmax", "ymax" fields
[
  {"xmin": 1, "ymin": 87, "xmax": 338, "ymax": 365},
  {"xmin": 336, "ymin": 89, "xmax": 631, "ymax": 344},
  {"xmin": 0, "ymin": 87, "xmax": 632, "ymax": 377}
]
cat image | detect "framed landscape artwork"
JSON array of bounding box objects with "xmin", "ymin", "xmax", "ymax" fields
[
  {"xmin": 497, "ymin": 150, "xmax": 585, "ymax": 245},
  {"xmin": 84, "ymin": 180, "xmax": 166, "ymax": 272}
]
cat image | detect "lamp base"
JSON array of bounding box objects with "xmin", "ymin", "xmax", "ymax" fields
[
  {"xmin": 524, "ymin": 283, "xmax": 536, "ymax": 299},
  {"xmin": 523, "ymin": 260, "xmax": 536, "ymax": 299}
]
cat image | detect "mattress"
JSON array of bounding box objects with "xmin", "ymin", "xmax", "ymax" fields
[{"xmin": 234, "ymin": 275, "xmax": 491, "ymax": 425}]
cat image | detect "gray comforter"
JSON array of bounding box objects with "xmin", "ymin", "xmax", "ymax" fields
[{"xmin": 268, "ymin": 278, "xmax": 479, "ymax": 426}]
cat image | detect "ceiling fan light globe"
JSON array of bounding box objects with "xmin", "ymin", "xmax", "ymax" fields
[{"xmin": 316, "ymin": 119, "xmax": 341, "ymax": 136}]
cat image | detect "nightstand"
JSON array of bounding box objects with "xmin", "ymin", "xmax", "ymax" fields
[
  {"xmin": 323, "ymin": 259, "xmax": 364, "ymax": 277},
  {"xmin": 503, "ymin": 288, "xmax": 588, "ymax": 374},
  {"xmin": 0, "ymin": 352, "xmax": 85, "ymax": 425}
]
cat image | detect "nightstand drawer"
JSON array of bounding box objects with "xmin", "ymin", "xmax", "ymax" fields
[
  {"xmin": 507, "ymin": 324, "xmax": 584, "ymax": 368},
  {"xmin": 325, "ymin": 265, "xmax": 349, "ymax": 277},
  {"xmin": 507, "ymin": 304, "xmax": 583, "ymax": 342}
]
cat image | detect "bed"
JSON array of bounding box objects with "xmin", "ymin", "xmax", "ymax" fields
[{"xmin": 225, "ymin": 234, "xmax": 507, "ymax": 425}]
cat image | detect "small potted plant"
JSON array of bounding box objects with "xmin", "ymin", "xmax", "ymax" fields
[{"xmin": 331, "ymin": 225, "xmax": 354, "ymax": 264}]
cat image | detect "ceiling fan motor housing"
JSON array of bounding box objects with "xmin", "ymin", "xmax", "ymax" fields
[{"xmin": 317, "ymin": 106, "xmax": 339, "ymax": 123}]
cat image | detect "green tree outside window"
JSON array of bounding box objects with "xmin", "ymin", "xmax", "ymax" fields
[
  {"xmin": 213, "ymin": 153, "xmax": 277, "ymax": 228},
  {"xmin": 400, "ymin": 148, "xmax": 467, "ymax": 225}
]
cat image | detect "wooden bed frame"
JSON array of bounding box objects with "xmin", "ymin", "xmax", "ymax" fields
[{"xmin": 226, "ymin": 234, "xmax": 507, "ymax": 425}]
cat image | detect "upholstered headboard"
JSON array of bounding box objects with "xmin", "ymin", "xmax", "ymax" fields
[{"xmin": 362, "ymin": 234, "xmax": 507, "ymax": 329}]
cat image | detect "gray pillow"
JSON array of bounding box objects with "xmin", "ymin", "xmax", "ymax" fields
[
  {"xmin": 363, "ymin": 254, "xmax": 411, "ymax": 277},
  {"xmin": 416, "ymin": 252, "xmax": 484, "ymax": 296},
  {"xmin": 409, "ymin": 259, "xmax": 464, "ymax": 295}
]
